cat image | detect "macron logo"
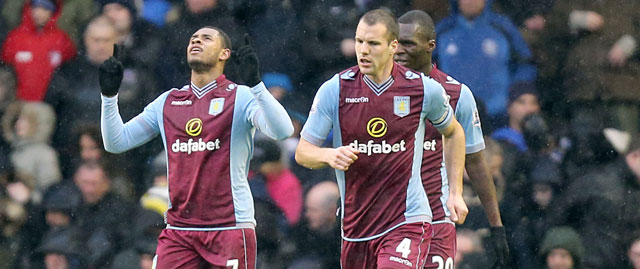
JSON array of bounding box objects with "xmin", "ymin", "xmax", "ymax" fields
[
  {"xmin": 345, "ymin": 97, "xmax": 369, "ymax": 103},
  {"xmin": 171, "ymin": 100, "xmax": 192, "ymax": 106}
]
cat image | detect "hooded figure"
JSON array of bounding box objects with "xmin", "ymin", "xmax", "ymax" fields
[
  {"xmin": 1, "ymin": 101, "xmax": 61, "ymax": 203},
  {"xmin": 435, "ymin": 0, "xmax": 536, "ymax": 118},
  {"xmin": 1, "ymin": 0, "xmax": 76, "ymax": 101}
]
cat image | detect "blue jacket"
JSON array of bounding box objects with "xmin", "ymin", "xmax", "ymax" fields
[{"xmin": 435, "ymin": 0, "xmax": 536, "ymax": 116}]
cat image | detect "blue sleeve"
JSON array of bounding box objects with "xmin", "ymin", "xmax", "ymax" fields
[
  {"xmin": 455, "ymin": 84, "xmax": 485, "ymax": 154},
  {"xmin": 243, "ymin": 82, "xmax": 294, "ymax": 140},
  {"xmin": 300, "ymin": 75, "xmax": 339, "ymax": 146},
  {"xmin": 422, "ymin": 75, "xmax": 454, "ymax": 132},
  {"xmin": 101, "ymin": 91, "xmax": 168, "ymax": 153},
  {"xmin": 495, "ymin": 16, "xmax": 537, "ymax": 83}
]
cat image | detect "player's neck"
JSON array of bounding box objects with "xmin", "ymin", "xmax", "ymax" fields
[
  {"xmin": 368, "ymin": 60, "xmax": 394, "ymax": 84},
  {"xmin": 420, "ymin": 59, "xmax": 434, "ymax": 75},
  {"xmin": 191, "ymin": 68, "xmax": 223, "ymax": 88}
]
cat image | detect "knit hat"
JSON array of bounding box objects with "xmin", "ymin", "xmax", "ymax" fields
[
  {"xmin": 262, "ymin": 72, "xmax": 294, "ymax": 93},
  {"xmin": 31, "ymin": 0, "xmax": 56, "ymax": 11},
  {"xmin": 508, "ymin": 82, "xmax": 538, "ymax": 104},
  {"xmin": 99, "ymin": 0, "xmax": 137, "ymax": 14},
  {"xmin": 539, "ymin": 226, "xmax": 584, "ymax": 264}
]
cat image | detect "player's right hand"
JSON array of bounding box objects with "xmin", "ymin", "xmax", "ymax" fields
[
  {"xmin": 99, "ymin": 44, "xmax": 124, "ymax": 97},
  {"xmin": 325, "ymin": 146, "xmax": 359, "ymax": 171},
  {"xmin": 446, "ymin": 193, "xmax": 468, "ymax": 225}
]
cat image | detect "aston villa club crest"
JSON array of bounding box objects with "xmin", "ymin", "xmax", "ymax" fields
[
  {"xmin": 394, "ymin": 96, "xmax": 409, "ymax": 117},
  {"xmin": 209, "ymin": 98, "xmax": 225, "ymax": 116}
]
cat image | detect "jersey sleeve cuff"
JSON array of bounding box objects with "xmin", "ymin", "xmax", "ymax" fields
[
  {"xmin": 466, "ymin": 141, "xmax": 486, "ymax": 154},
  {"xmin": 432, "ymin": 107, "xmax": 453, "ymax": 132},
  {"xmin": 301, "ymin": 131, "xmax": 325, "ymax": 147},
  {"xmin": 249, "ymin": 81, "xmax": 267, "ymax": 95},
  {"xmin": 101, "ymin": 94, "xmax": 119, "ymax": 105}
]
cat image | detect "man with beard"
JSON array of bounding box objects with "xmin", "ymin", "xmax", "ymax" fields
[
  {"xmin": 394, "ymin": 10, "xmax": 509, "ymax": 268},
  {"xmin": 99, "ymin": 26, "xmax": 294, "ymax": 268}
]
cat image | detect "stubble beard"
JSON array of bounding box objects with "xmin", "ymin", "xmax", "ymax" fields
[{"xmin": 188, "ymin": 59, "xmax": 215, "ymax": 73}]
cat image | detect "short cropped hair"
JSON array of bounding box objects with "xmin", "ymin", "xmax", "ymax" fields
[
  {"xmin": 201, "ymin": 26, "xmax": 232, "ymax": 50},
  {"xmin": 398, "ymin": 10, "xmax": 436, "ymax": 41},
  {"xmin": 360, "ymin": 9, "xmax": 399, "ymax": 42}
]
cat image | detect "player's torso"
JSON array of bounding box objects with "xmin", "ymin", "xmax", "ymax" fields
[
  {"xmin": 161, "ymin": 77, "xmax": 244, "ymax": 228},
  {"xmin": 421, "ymin": 66, "xmax": 462, "ymax": 222},
  {"xmin": 337, "ymin": 65, "xmax": 429, "ymax": 239}
]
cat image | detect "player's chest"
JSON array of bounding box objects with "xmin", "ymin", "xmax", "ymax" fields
[
  {"xmin": 338, "ymin": 86, "xmax": 423, "ymax": 138},
  {"xmin": 163, "ymin": 90, "xmax": 237, "ymax": 139}
]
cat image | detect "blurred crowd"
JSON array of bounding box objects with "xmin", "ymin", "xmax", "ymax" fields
[{"xmin": 0, "ymin": 0, "xmax": 639, "ymax": 268}]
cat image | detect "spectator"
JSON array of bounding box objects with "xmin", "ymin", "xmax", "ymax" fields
[
  {"xmin": 73, "ymin": 161, "xmax": 135, "ymax": 268},
  {"xmin": 139, "ymin": 151, "xmax": 169, "ymax": 216},
  {"xmin": 251, "ymin": 138, "xmax": 303, "ymax": 227},
  {"xmin": 539, "ymin": 226, "xmax": 584, "ymax": 269},
  {"xmin": 491, "ymin": 83, "xmax": 541, "ymax": 190},
  {"xmin": 0, "ymin": 162, "xmax": 29, "ymax": 266},
  {"xmin": 111, "ymin": 208, "xmax": 164, "ymax": 269},
  {"xmin": 546, "ymin": 0, "xmax": 640, "ymax": 134},
  {"xmin": 1, "ymin": 101, "xmax": 61, "ymax": 204},
  {"xmin": 99, "ymin": 0, "xmax": 164, "ymax": 72},
  {"xmin": 1, "ymin": 0, "xmax": 76, "ymax": 101},
  {"xmin": 46, "ymin": 16, "xmax": 160, "ymax": 186},
  {"xmin": 508, "ymin": 156, "xmax": 562, "ymax": 269},
  {"xmin": 455, "ymin": 229, "xmax": 490, "ymax": 268},
  {"xmin": 548, "ymin": 128, "xmax": 638, "ymax": 268},
  {"xmin": 288, "ymin": 181, "xmax": 340, "ymax": 269},
  {"xmin": 140, "ymin": 0, "xmax": 172, "ymax": 27},
  {"xmin": 36, "ymin": 226, "xmax": 85, "ymax": 269},
  {"xmin": 1, "ymin": 0, "xmax": 96, "ymax": 44},
  {"xmin": 435, "ymin": 0, "xmax": 536, "ymax": 123}
]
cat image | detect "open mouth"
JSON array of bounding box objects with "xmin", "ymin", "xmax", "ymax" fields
[
  {"xmin": 190, "ymin": 47, "xmax": 203, "ymax": 54},
  {"xmin": 359, "ymin": 58, "xmax": 372, "ymax": 66}
]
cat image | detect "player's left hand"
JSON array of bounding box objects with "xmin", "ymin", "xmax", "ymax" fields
[
  {"xmin": 490, "ymin": 226, "xmax": 510, "ymax": 269},
  {"xmin": 233, "ymin": 34, "xmax": 261, "ymax": 87},
  {"xmin": 446, "ymin": 193, "xmax": 468, "ymax": 225}
]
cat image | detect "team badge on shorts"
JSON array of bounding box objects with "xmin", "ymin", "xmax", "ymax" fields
[
  {"xmin": 209, "ymin": 98, "xmax": 224, "ymax": 116},
  {"xmin": 394, "ymin": 96, "xmax": 410, "ymax": 117}
]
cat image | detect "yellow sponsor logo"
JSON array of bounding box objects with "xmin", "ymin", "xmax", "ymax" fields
[
  {"xmin": 367, "ymin": 117, "xmax": 387, "ymax": 138},
  {"xmin": 185, "ymin": 118, "xmax": 203, "ymax": 137}
]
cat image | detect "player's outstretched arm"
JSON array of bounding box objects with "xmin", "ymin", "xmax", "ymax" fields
[
  {"xmin": 295, "ymin": 138, "xmax": 359, "ymax": 171},
  {"xmin": 439, "ymin": 118, "xmax": 468, "ymax": 224},
  {"xmin": 100, "ymin": 44, "xmax": 160, "ymax": 153}
]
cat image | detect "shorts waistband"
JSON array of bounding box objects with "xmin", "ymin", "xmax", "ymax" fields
[{"xmin": 166, "ymin": 222, "xmax": 255, "ymax": 231}]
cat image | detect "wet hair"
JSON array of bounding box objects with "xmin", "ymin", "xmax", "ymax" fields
[
  {"xmin": 360, "ymin": 9, "xmax": 399, "ymax": 42},
  {"xmin": 398, "ymin": 10, "xmax": 436, "ymax": 41},
  {"xmin": 201, "ymin": 26, "xmax": 232, "ymax": 50}
]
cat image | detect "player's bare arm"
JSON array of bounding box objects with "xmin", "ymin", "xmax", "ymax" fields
[
  {"xmin": 439, "ymin": 117, "xmax": 468, "ymax": 224},
  {"xmin": 465, "ymin": 151, "xmax": 502, "ymax": 226},
  {"xmin": 295, "ymin": 138, "xmax": 359, "ymax": 171}
]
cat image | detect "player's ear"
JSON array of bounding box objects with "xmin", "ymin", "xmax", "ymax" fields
[
  {"xmin": 426, "ymin": 39, "xmax": 436, "ymax": 53},
  {"xmin": 389, "ymin": 39, "xmax": 398, "ymax": 54},
  {"xmin": 219, "ymin": 48, "xmax": 231, "ymax": 61}
]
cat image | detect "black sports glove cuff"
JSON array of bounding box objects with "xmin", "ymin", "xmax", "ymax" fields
[
  {"xmin": 490, "ymin": 226, "xmax": 506, "ymax": 240},
  {"xmin": 246, "ymin": 75, "xmax": 261, "ymax": 88},
  {"xmin": 490, "ymin": 226, "xmax": 509, "ymax": 268}
]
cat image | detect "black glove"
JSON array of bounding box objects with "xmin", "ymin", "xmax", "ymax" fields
[
  {"xmin": 99, "ymin": 44, "xmax": 124, "ymax": 97},
  {"xmin": 490, "ymin": 226, "xmax": 510, "ymax": 269},
  {"xmin": 233, "ymin": 34, "xmax": 261, "ymax": 87}
]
